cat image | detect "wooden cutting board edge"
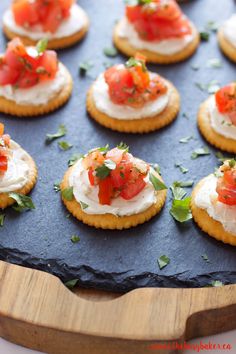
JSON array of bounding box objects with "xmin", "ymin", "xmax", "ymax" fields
[{"xmin": 0, "ymin": 260, "xmax": 235, "ymax": 354}]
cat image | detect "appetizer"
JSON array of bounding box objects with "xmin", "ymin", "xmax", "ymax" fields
[
  {"xmin": 87, "ymin": 54, "xmax": 180, "ymax": 133},
  {"xmin": 191, "ymin": 160, "xmax": 236, "ymax": 246},
  {"xmin": 3, "ymin": 0, "xmax": 89, "ymax": 50},
  {"xmin": 0, "ymin": 38, "xmax": 73, "ymax": 117},
  {"xmin": 198, "ymin": 83, "xmax": 236, "ymax": 153},
  {"xmin": 61, "ymin": 144, "xmax": 167, "ymax": 229},
  {"xmin": 0, "ymin": 123, "xmax": 37, "ymax": 209},
  {"xmin": 113, "ymin": 0, "xmax": 199, "ymax": 64},
  {"xmin": 218, "ymin": 15, "xmax": 236, "ymax": 63}
]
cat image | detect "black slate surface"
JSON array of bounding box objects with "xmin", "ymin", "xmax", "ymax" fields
[{"xmin": 0, "ymin": 0, "xmax": 235, "ymax": 292}]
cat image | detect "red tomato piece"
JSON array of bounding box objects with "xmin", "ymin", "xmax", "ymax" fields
[
  {"xmin": 42, "ymin": 3, "xmax": 63, "ymax": 33},
  {"xmin": 98, "ymin": 177, "xmax": 113, "ymax": 205},
  {"xmin": 12, "ymin": 0, "xmax": 39, "ymax": 27},
  {"xmin": 110, "ymin": 160, "xmax": 133, "ymax": 189},
  {"xmin": 120, "ymin": 176, "xmax": 146, "ymax": 200},
  {"xmin": 38, "ymin": 51, "xmax": 58, "ymax": 81},
  {"xmin": 16, "ymin": 71, "xmax": 39, "ymax": 88},
  {"xmin": 216, "ymin": 171, "xmax": 236, "ymax": 206},
  {"xmin": 0, "ymin": 155, "xmax": 8, "ymax": 173},
  {"xmin": 88, "ymin": 168, "xmax": 95, "ymax": 186},
  {"xmin": 0, "ymin": 64, "xmax": 19, "ymax": 85}
]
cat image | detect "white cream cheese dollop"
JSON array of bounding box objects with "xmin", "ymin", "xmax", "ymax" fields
[
  {"xmin": 117, "ymin": 17, "xmax": 194, "ymax": 55},
  {"xmin": 3, "ymin": 4, "xmax": 87, "ymax": 40},
  {"xmin": 194, "ymin": 174, "xmax": 236, "ymax": 236},
  {"xmin": 208, "ymin": 95, "xmax": 236, "ymax": 140},
  {"xmin": 0, "ymin": 63, "xmax": 69, "ymax": 106},
  {"xmin": 0, "ymin": 140, "xmax": 31, "ymax": 193},
  {"xmin": 222, "ymin": 14, "xmax": 236, "ymax": 48},
  {"xmin": 92, "ymin": 73, "xmax": 170, "ymax": 120},
  {"xmin": 69, "ymin": 158, "xmax": 157, "ymax": 216}
]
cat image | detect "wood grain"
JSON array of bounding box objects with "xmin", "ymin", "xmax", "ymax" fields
[{"xmin": 0, "ymin": 261, "xmax": 235, "ymax": 354}]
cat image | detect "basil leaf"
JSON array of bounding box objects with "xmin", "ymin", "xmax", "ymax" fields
[
  {"xmin": 79, "ymin": 201, "xmax": 89, "ymax": 210},
  {"xmin": 61, "ymin": 187, "xmax": 74, "ymax": 201},
  {"xmin": 103, "ymin": 46, "xmax": 118, "ymax": 58},
  {"xmin": 0, "ymin": 213, "xmax": 5, "ymax": 227},
  {"xmin": 170, "ymin": 197, "xmax": 192, "ymax": 223},
  {"xmin": 71, "ymin": 235, "xmax": 80, "ymax": 243},
  {"xmin": 191, "ymin": 147, "xmax": 210, "ymax": 159},
  {"xmin": 54, "ymin": 182, "xmax": 61, "ymax": 193},
  {"xmin": 58, "ymin": 141, "xmax": 73, "ymax": 151},
  {"xmin": 36, "ymin": 38, "xmax": 48, "ymax": 54},
  {"xmin": 64, "ymin": 279, "xmax": 79, "ymax": 289},
  {"xmin": 157, "ymin": 255, "xmax": 170, "ymax": 270},
  {"xmin": 9, "ymin": 192, "xmax": 35, "ymax": 212},
  {"xmin": 149, "ymin": 172, "xmax": 167, "ymax": 191},
  {"xmin": 46, "ymin": 124, "xmax": 67, "ymax": 143}
]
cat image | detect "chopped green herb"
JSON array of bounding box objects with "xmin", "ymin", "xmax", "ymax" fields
[
  {"xmin": 61, "ymin": 187, "xmax": 74, "ymax": 201},
  {"xmin": 79, "ymin": 201, "xmax": 89, "ymax": 210},
  {"xmin": 54, "ymin": 182, "xmax": 61, "ymax": 192},
  {"xmin": 103, "ymin": 46, "xmax": 118, "ymax": 57},
  {"xmin": 36, "ymin": 38, "xmax": 48, "ymax": 54},
  {"xmin": 172, "ymin": 180, "xmax": 194, "ymax": 188},
  {"xmin": 117, "ymin": 142, "xmax": 129, "ymax": 152},
  {"xmin": 9, "ymin": 193, "xmax": 35, "ymax": 212},
  {"xmin": 179, "ymin": 136, "xmax": 193, "ymax": 144},
  {"xmin": 200, "ymin": 31, "xmax": 210, "ymax": 41},
  {"xmin": 58, "ymin": 141, "xmax": 73, "ymax": 151},
  {"xmin": 229, "ymin": 159, "xmax": 236, "ymax": 168},
  {"xmin": 79, "ymin": 61, "xmax": 93, "ymax": 76},
  {"xmin": 210, "ymin": 280, "xmax": 223, "ymax": 287},
  {"xmin": 125, "ymin": 57, "xmax": 147, "ymax": 71},
  {"xmin": 157, "ymin": 255, "xmax": 170, "ymax": 270},
  {"xmin": 206, "ymin": 21, "xmax": 218, "ymax": 32},
  {"xmin": 170, "ymin": 197, "xmax": 192, "ymax": 223},
  {"xmin": 183, "ymin": 112, "xmax": 190, "ymax": 119},
  {"xmin": 207, "ymin": 58, "xmax": 222, "ymax": 68},
  {"xmin": 149, "ymin": 172, "xmax": 167, "ymax": 191},
  {"xmin": 64, "ymin": 279, "xmax": 79, "ymax": 289},
  {"xmin": 175, "ymin": 163, "xmax": 188, "ymax": 174},
  {"xmin": 46, "ymin": 124, "xmax": 67, "ymax": 143},
  {"xmin": 0, "ymin": 213, "xmax": 5, "ymax": 227},
  {"xmin": 68, "ymin": 153, "xmax": 83, "ymax": 167},
  {"xmin": 98, "ymin": 144, "xmax": 109, "ymax": 153},
  {"xmin": 191, "ymin": 147, "xmax": 210, "ymax": 159},
  {"xmin": 191, "ymin": 63, "xmax": 200, "ymax": 71},
  {"xmin": 215, "ymin": 151, "xmax": 232, "ymax": 163},
  {"xmin": 195, "ymin": 80, "xmax": 220, "ymax": 94},
  {"xmin": 170, "ymin": 185, "xmax": 186, "ymax": 200},
  {"xmin": 71, "ymin": 235, "xmax": 80, "ymax": 243},
  {"xmin": 150, "ymin": 163, "xmax": 161, "ymax": 175},
  {"xmin": 95, "ymin": 164, "xmax": 111, "ymax": 179},
  {"xmin": 202, "ymin": 254, "xmax": 209, "ymax": 262}
]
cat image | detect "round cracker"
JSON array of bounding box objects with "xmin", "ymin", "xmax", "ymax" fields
[
  {"xmin": 86, "ymin": 80, "xmax": 180, "ymax": 133},
  {"xmin": 198, "ymin": 97, "xmax": 236, "ymax": 153},
  {"xmin": 218, "ymin": 28, "xmax": 236, "ymax": 63},
  {"xmin": 61, "ymin": 166, "xmax": 167, "ymax": 230},
  {"xmin": 113, "ymin": 20, "xmax": 200, "ymax": 64},
  {"xmin": 0, "ymin": 145, "xmax": 37, "ymax": 209},
  {"xmin": 0, "ymin": 63, "xmax": 73, "ymax": 117},
  {"xmin": 191, "ymin": 177, "xmax": 236, "ymax": 246},
  {"xmin": 3, "ymin": 16, "xmax": 89, "ymax": 50}
]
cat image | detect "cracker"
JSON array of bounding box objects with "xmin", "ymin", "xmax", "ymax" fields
[
  {"xmin": 191, "ymin": 177, "xmax": 236, "ymax": 246},
  {"xmin": 86, "ymin": 80, "xmax": 180, "ymax": 133},
  {"xmin": 61, "ymin": 167, "xmax": 167, "ymax": 230},
  {"xmin": 0, "ymin": 64, "xmax": 73, "ymax": 117},
  {"xmin": 3, "ymin": 16, "xmax": 89, "ymax": 50},
  {"xmin": 0, "ymin": 147, "xmax": 37, "ymax": 209},
  {"xmin": 218, "ymin": 28, "xmax": 236, "ymax": 63},
  {"xmin": 198, "ymin": 97, "xmax": 236, "ymax": 153},
  {"xmin": 113, "ymin": 20, "xmax": 200, "ymax": 64}
]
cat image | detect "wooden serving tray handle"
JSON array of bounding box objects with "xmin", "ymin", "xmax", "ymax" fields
[{"xmin": 0, "ymin": 261, "xmax": 235, "ymax": 354}]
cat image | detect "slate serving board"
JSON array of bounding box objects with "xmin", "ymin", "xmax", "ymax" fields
[{"xmin": 0, "ymin": 0, "xmax": 235, "ymax": 293}]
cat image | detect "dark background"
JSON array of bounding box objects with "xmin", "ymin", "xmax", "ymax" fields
[{"xmin": 0, "ymin": 0, "xmax": 235, "ymax": 292}]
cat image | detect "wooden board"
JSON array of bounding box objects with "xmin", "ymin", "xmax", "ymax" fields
[{"xmin": 0, "ymin": 261, "xmax": 236, "ymax": 354}]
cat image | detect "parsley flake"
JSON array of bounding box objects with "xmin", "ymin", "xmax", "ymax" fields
[
  {"xmin": 157, "ymin": 255, "xmax": 170, "ymax": 270},
  {"xmin": 179, "ymin": 136, "xmax": 193, "ymax": 144},
  {"xmin": 117, "ymin": 142, "xmax": 129, "ymax": 152},
  {"xmin": 65, "ymin": 279, "xmax": 79, "ymax": 289},
  {"xmin": 200, "ymin": 31, "xmax": 210, "ymax": 41},
  {"xmin": 46, "ymin": 124, "xmax": 67, "ymax": 143},
  {"xmin": 79, "ymin": 61, "xmax": 93, "ymax": 76},
  {"xmin": 172, "ymin": 180, "xmax": 194, "ymax": 188},
  {"xmin": 36, "ymin": 38, "xmax": 48, "ymax": 55},
  {"xmin": 103, "ymin": 46, "xmax": 118, "ymax": 58},
  {"xmin": 207, "ymin": 58, "xmax": 222, "ymax": 69},
  {"xmin": 61, "ymin": 187, "xmax": 74, "ymax": 201},
  {"xmin": 58, "ymin": 141, "xmax": 73, "ymax": 151},
  {"xmin": 71, "ymin": 235, "xmax": 80, "ymax": 243},
  {"xmin": 79, "ymin": 201, "xmax": 89, "ymax": 210},
  {"xmin": 149, "ymin": 172, "xmax": 167, "ymax": 191},
  {"xmin": 175, "ymin": 163, "xmax": 188, "ymax": 174},
  {"xmin": 191, "ymin": 147, "xmax": 210, "ymax": 159},
  {"xmin": 54, "ymin": 182, "xmax": 61, "ymax": 192},
  {"xmin": 202, "ymin": 254, "xmax": 209, "ymax": 262},
  {"xmin": 9, "ymin": 193, "xmax": 35, "ymax": 212},
  {"xmin": 68, "ymin": 153, "xmax": 83, "ymax": 167},
  {"xmin": 0, "ymin": 213, "xmax": 5, "ymax": 227},
  {"xmin": 211, "ymin": 280, "xmax": 223, "ymax": 287},
  {"xmin": 170, "ymin": 197, "xmax": 192, "ymax": 223}
]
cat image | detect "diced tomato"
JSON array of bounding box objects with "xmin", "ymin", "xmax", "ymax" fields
[
  {"xmin": 98, "ymin": 177, "xmax": 113, "ymax": 205},
  {"xmin": 38, "ymin": 51, "xmax": 58, "ymax": 80},
  {"xmin": 59, "ymin": 0, "xmax": 74, "ymax": 17},
  {"xmin": 12, "ymin": 0, "xmax": 39, "ymax": 27},
  {"xmin": 223, "ymin": 170, "xmax": 236, "ymax": 188},
  {"xmin": 215, "ymin": 83, "xmax": 236, "ymax": 126},
  {"xmin": 126, "ymin": 0, "xmax": 191, "ymax": 41},
  {"xmin": 88, "ymin": 168, "xmax": 95, "ymax": 186},
  {"xmin": 216, "ymin": 169, "xmax": 236, "ymax": 206},
  {"xmin": 120, "ymin": 176, "xmax": 146, "ymax": 200},
  {"xmin": 0, "ymin": 155, "xmax": 8, "ymax": 173},
  {"xmin": 42, "ymin": 3, "xmax": 62, "ymax": 33},
  {"xmin": 111, "ymin": 160, "xmax": 133, "ymax": 188},
  {"xmin": 16, "ymin": 71, "xmax": 39, "ymax": 88},
  {"xmin": 0, "ymin": 123, "xmax": 4, "ymax": 136},
  {"xmin": 0, "ymin": 64, "xmax": 20, "ymax": 85}
]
